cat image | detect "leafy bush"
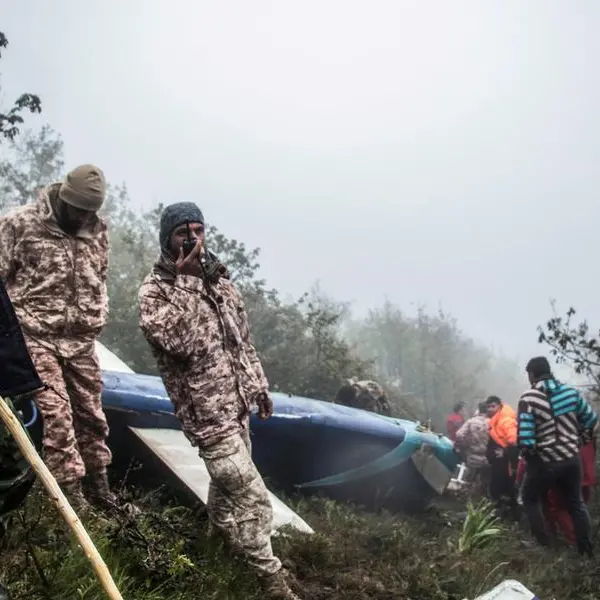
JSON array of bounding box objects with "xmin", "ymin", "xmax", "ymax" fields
[{"xmin": 457, "ymin": 498, "xmax": 503, "ymax": 554}]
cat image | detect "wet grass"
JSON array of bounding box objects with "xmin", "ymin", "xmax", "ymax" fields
[{"xmin": 1, "ymin": 481, "xmax": 600, "ymax": 599}]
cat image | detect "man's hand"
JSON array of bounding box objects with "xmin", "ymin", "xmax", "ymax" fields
[
  {"xmin": 255, "ymin": 392, "xmax": 274, "ymax": 420},
  {"xmin": 176, "ymin": 239, "xmax": 204, "ymax": 278}
]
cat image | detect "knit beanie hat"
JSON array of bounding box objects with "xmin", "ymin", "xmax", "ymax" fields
[
  {"xmin": 58, "ymin": 164, "xmax": 106, "ymax": 212},
  {"xmin": 159, "ymin": 202, "xmax": 205, "ymax": 254}
]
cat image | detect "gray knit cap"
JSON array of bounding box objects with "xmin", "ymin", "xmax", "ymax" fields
[{"xmin": 159, "ymin": 202, "xmax": 205, "ymax": 254}]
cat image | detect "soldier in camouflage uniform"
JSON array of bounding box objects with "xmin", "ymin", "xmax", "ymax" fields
[
  {"xmin": 138, "ymin": 202, "xmax": 301, "ymax": 600},
  {"xmin": 335, "ymin": 377, "xmax": 392, "ymax": 416},
  {"xmin": 0, "ymin": 165, "xmax": 118, "ymax": 513}
]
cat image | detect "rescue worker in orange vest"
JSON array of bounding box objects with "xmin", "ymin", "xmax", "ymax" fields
[{"xmin": 484, "ymin": 395, "xmax": 519, "ymax": 519}]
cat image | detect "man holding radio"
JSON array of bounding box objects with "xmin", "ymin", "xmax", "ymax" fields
[{"xmin": 138, "ymin": 202, "xmax": 301, "ymax": 600}]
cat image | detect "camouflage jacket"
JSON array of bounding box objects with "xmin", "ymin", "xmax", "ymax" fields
[
  {"xmin": 454, "ymin": 414, "xmax": 490, "ymax": 468},
  {"xmin": 0, "ymin": 184, "xmax": 109, "ymax": 342},
  {"xmin": 138, "ymin": 264, "xmax": 269, "ymax": 448}
]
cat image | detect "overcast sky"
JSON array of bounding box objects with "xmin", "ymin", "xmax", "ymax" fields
[{"xmin": 2, "ymin": 0, "xmax": 599, "ymax": 374}]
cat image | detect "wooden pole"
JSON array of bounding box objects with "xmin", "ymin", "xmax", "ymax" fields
[{"xmin": 0, "ymin": 395, "xmax": 124, "ymax": 600}]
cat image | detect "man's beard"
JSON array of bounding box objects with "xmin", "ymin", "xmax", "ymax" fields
[{"xmin": 55, "ymin": 202, "xmax": 83, "ymax": 235}]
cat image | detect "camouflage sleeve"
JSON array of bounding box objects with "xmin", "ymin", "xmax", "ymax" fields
[
  {"xmin": 231, "ymin": 284, "xmax": 269, "ymax": 392},
  {"xmin": 99, "ymin": 229, "xmax": 109, "ymax": 326},
  {"xmin": 0, "ymin": 216, "xmax": 17, "ymax": 283},
  {"xmin": 454, "ymin": 419, "xmax": 469, "ymax": 450},
  {"xmin": 138, "ymin": 275, "xmax": 208, "ymax": 361}
]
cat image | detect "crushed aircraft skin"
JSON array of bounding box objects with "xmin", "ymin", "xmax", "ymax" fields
[
  {"xmin": 471, "ymin": 579, "xmax": 539, "ymax": 600},
  {"xmin": 129, "ymin": 425, "xmax": 314, "ymax": 535}
]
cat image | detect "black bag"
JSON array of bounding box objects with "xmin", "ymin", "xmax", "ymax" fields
[
  {"xmin": 0, "ymin": 277, "xmax": 43, "ymax": 398},
  {"xmin": 0, "ymin": 278, "xmax": 41, "ymax": 518}
]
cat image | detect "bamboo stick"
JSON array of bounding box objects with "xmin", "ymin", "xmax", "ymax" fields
[{"xmin": 0, "ymin": 395, "xmax": 124, "ymax": 600}]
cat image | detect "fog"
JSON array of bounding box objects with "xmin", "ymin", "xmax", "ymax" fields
[{"xmin": 2, "ymin": 0, "xmax": 599, "ymax": 375}]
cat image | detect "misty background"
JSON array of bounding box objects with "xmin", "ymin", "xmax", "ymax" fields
[{"xmin": 2, "ymin": 0, "xmax": 599, "ymax": 384}]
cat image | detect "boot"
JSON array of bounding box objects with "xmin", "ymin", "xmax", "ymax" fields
[
  {"xmin": 260, "ymin": 569, "xmax": 302, "ymax": 600},
  {"xmin": 85, "ymin": 471, "xmax": 140, "ymax": 516},
  {"xmin": 61, "ymin": 480, "xmax": 91, "ymax": 515},
  {"xmin": 577, "ymin": 540, "xmax": 594, "ymax": 559},
  {"xmin": 85, "ymin": 470, "xmax": 118, "ymax": 510},
  {"xmin": 206, "ymin": 520, "xmax": 244, "ymax": 556},
  {"xmin": 206, "ymin": 519, "xmax": 221, "ymax": 542}
]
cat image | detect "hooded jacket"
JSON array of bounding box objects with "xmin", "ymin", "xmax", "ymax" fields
[
  {"xmin": 0, "ymin": 183, "xmax": 109, "ymax": 344},
  {"xmin": 137, "ymin": 259, "xmax": 269, "ymax": 448}
]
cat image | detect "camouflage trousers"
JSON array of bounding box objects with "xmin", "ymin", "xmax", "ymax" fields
[
  {"xmin": 25, "ymin": 337, "xmax": 112, "ymax": 484},
  {"xmin": 199, "ymin": 425, "xmax": 282, "ymax": 577}
]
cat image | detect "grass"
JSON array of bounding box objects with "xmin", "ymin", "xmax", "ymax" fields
[
  {"xmin": 457, "ymin": 498, "xmax": 503, "ymax": 554},
  {"xmin": 2, "ymin": 479, "xmax": 600, "ymax": 600}
]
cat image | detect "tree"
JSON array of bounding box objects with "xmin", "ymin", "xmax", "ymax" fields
[
  {"xmin": 538, "ymin": 302, "xmax": 600, "ymax": 389},
  {"xmin": 0, "ymin": 121, "xmax": 523, "ymax": 420},
  {"xmin": 345, "ymin": 301, "xmax": 523, "ymax": 428},
  {"xmin": 98, "ymin": 187, "xmax": 161, "ymax": 373},
  {"xmin": 206, "ymin": 225, "xmax": 263, "ymax": 290},
  {"xmin": 96, "ymin": 193, "xmax": 373, "ymax": 399},
  {"xmin": 0, "ymin": 32, "xmax": 41, "ymax": 142},
  {"xmin": 0, "ymin": 126, "xmax": 159, "ymax": 373},
  {"xmin": 282, "ymin": 289, "xmax": 371, "ymax": 400},
  {"xmin": 0, "ymin": 125, "xmax": 64, "ymax": 211},
  {"xmin": 0, "ymin": 125, "xmax": 370, "ymax": 397},
  {"xmin": 204, "ymin": 234, "xmax": 372, "ymax": 399}
]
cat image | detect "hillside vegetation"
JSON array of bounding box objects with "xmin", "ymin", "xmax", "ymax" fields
[
  {"xmin": 0, "ymin": 126, "xmax": 526, "ymax": 430},
  {"xmin": 2, "ymin": 29, "xmax": 600, "ymax": 600},
  {"xmin": 2, "ymin": 478, "xmax": 600, "ymax": 600}
]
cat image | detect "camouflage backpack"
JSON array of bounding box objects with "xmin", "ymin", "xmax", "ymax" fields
[
  {"xmin": 353, "ymin": 380, "xmax": 392, "ymax": 416},
  {"xmin": 335, "ymin": 378, "xmax": 392, "ymax": 416}
]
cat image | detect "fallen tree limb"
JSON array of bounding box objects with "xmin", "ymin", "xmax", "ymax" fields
[{"xmin": 0, "ymin": 395, "xmax": 124, "ymax": 600}]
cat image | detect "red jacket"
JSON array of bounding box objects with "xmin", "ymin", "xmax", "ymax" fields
[
  {"xmin": 580, "ymin": 440, "xmax": 597, "ymax": 487},
  {"xmin": 446, "ymin": 412, "xmax": 465, "ymax": 442}
]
